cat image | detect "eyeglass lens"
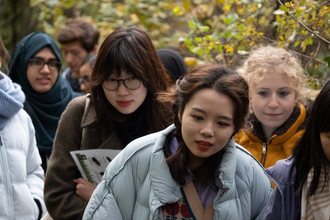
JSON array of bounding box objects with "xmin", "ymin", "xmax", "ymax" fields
[
  {"xmin": 103, "ymin": 77, "xmax": 141, "ymax": 91},
  {"xmin": 29, "ymin": 58, "xmax": 60, "ymax": 70}
]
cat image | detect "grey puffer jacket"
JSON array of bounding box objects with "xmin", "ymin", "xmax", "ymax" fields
[{"xmin": 83, "ymin": 124, "xmax": 273, "ymax": 220}]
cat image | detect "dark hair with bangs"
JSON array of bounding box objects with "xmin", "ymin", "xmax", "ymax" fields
[
  {"xmin": 158, "ymin": 64, "xmax": 249, "ymax": 184},
  {"xmin": 293, "ymin": 80, "xmax": 330, "ymax": 197},
  {"xmin": 90, "ymin": 26, "xmax": 172, "ymax": 132}
]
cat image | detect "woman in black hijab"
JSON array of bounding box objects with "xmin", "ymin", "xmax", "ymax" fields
[{"xmin": 9, "ymin": 32, "xmax": 80, "ymax": 171}]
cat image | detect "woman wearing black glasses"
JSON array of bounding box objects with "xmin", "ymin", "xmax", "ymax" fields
[
  {"xmin": 9, "ymin": 32, "xmax": 80, "ymax": 172},
  {"xmin": 43, "ymin": 26, "xmax": 172, "ymax": 220}
]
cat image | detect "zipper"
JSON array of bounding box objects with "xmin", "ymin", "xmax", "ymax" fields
[
  {"xmin": 0, "ymin": 134, "xmax": 15, "ymax": 219},
  {"xmin": 260, "ymin": 142, "xmax": 267, "ymax": 166}
]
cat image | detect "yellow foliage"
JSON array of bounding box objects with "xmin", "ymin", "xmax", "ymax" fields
[
  {"xmin": 117, "ymin": 5, "xmax": 125, "ymax": 13},
  {"xmin": 173, "ymin": 6, "xmax": 184, "ymax": 16},
  {"xmin": 223, "ymin": 5, "xmax": 231, "ymax": 11},
  {"xmin": 285, "ymin": 2, "xmax": 291, "ymax": 8},
  {"xmin": 160, "ymin": 23, "xmax": 170, "ymax": 34},
  {"xmin": 236, "ymin": 5, "xmax": 245, "ymax": 15},
  {"xmin": 130, "ymin": 14, "xmax": 140, "ymax": 23},
  {"xmin": 301, "ymin": 30, "xmax": 308, "ymax": 35},
  {"xmin": 184, "ymin": 57, "xmax": 198, "ymax": 66},
  {"xmin": 224, "ymin": 44, "xmax": 234, "ymax": 53}
]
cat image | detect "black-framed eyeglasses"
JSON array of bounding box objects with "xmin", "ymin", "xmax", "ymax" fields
[
  {"xmin": 103, "ymin": 77, "xmax": 141, "ymax": 91},
  {"xmin": 79, "ymin": 76, "xmax": 91, "ymax": 85},
  {"xmin": 29, "ymin": 58, "xmax": 61, "ymax": 71}
]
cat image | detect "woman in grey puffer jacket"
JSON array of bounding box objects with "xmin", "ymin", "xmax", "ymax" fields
[{"xmin": 0, "ymin": 35, "xmax": 46, "ymax": 220}]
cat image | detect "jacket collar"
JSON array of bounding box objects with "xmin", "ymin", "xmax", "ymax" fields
[
  {"xmin": 149, "ymin": 125, "xmax": 238, "ymax": 205},
  {"xmin": 247, "ymin": 102, "xmax": 306, "ymax": 144},
  {"xmin": 265, "ymin": 156, "xmax": 296, "ymax": 187},
  {"xmin": 80, "ymin": 95, "xmax": 98, "ymax": 128}
]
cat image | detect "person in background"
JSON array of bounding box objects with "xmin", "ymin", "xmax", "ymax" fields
[
  {"xmin": 58, "ymin": 17, "xmax": 99, "ymax": 92},
  {"xmin": 44, "ymin": 26, "xmax": 172, "ymax": 220},
  {"xmin": 79, "ymin": 52, "xmax": 97, "ymax": 93},
  {"xmin": 9, "ymin": 32, "xmax": 80, "ymax": 172},
  {"xmin": 0, "ymin": 35, "xmax": 46, "ymax": 219},
  {"xmin": 234, "ymin": 46, "xmax": 310, "ymax": 187},
  {"xmin": 157, "ymin": 48, "xmax": 187, "ymax": 91},
  {"xmin": 83, "ymin": 64, "xmax": 272, "ymax": 220},
  {"xmin": 264, "ymin": 80, "xmax": 330, "ymax": 220}
]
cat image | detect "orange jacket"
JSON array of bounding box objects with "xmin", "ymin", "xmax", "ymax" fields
[{"xmin": 234, "ymin": 102, "xmax": 306, "ymax": 171}]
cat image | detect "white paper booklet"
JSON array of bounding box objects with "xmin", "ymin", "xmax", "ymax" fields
[{"xmin": 70, "ymin": 149, "xmax": 121, "ymax": 186}]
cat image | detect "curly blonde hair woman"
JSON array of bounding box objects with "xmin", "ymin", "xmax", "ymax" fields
[{"xmin": 234, "ymin": 46, "xmax": 311, "ymax": 187}]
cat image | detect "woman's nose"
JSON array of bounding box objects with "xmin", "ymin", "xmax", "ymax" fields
[
  {"xmin": 200, "ymin": 122, "xmax": 214, "ymax": 137},
  {"xmin": 116, "ymin": 81, "xmax": 129, "ymax": 96},
  {"xmin": 268, "ymin": 95, "xmax": 280, "ymax": 108}
]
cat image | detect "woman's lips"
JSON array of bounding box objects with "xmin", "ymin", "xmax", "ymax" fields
[
  {"xmin": 37, "ymin": 78, "xmax": 50, "ymax": 84},
  {"xmin": 265, "ymin": 113, "xmax": 282, "ymax": 117},
  {"xmin": 117, "ymin": 100, "xmax": 132, "ymax": 107},
  {"xmin": 196, "ymin": 141, "xmax": 213, "ymax": 151}
]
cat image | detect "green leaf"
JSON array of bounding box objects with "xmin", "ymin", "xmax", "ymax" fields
[
  {"xmin": 192, "ymin": 46, "xmax": 201, "ymax": 54},
  {"xmin": 295, "ymin": 10, "xmax": 302, "ymax": 18},
  {"xmin": 62, "ymin": 0, "xmax": 76, "ymax": 8},
  {"xmin": 299, "ymin": 0, "xmax": 306, "ymax": 6},
  {"xmin": 221, "ymin": 31, "xmax": 231, "ymax": 38},
  {"xmin": 238, "ymin": 24, "xmax": 246, "ymax": 32},
  {"xmin": 324, "ymin": 57, "xmax": 330, "ymax": 66},
  {"xmin": 280, "ymin": 6, "xmax": 289, "ymax": 12},
  {"xmin": 195, "ymin": 37, "xmax": 202, "ymax": 42},
  {"xmin": 306, "ymin": 36, "xmax": 313, "ymax": 45},
  {"xmin": 199, "ymin": 26, "xmax": 209, "ymax": 32},
  {"xmin": 294, "ymin": 40, "xmax": 301, "ymax": 47},
  {"xmin": 189, "ymin": 21, "xmax": 197, "ymax": 29},
  {"xmin": 30, "ymin": 0, "xmax": 46, "ymax": 7}
]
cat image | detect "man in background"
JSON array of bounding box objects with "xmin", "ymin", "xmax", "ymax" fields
[{"xmin": 58, "ymin": 17, "xmax": 99, "ymax": 92}]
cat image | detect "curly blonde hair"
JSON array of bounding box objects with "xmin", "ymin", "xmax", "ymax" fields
[{"xmin": 237, "ymin": 45, "xmax": 306, "ymax": 101}]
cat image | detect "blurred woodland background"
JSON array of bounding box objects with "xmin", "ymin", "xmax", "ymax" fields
[{"xmin": 0, "ymin": 0, "xmax": 329, "ymax": 91}]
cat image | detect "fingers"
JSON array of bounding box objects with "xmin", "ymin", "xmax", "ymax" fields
[{"xmin": 73, "ymin": 178, "xmax": 87, "ymax": 184}]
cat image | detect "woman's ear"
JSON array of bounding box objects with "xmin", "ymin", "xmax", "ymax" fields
[{"xmin": 178, "ymin": 109, "xmax": 182, "ymax": 123}]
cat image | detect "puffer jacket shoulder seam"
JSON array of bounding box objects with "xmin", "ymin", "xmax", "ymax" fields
[
  {"xmin": 89, "ymin": 191, "xmax": 112, "ymax": 218},
  {"xmin": 105, "ymin": 133, "xmax": 159, "ymax": 183}
]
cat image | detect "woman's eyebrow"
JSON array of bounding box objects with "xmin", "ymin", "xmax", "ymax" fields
[{"xmin": 191, "ymin": 107, "xmax": 233, "ymax": 121}]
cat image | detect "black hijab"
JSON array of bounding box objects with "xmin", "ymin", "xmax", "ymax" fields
[{"xmin": 9, "ymin": 32, "xmax": 80, "ymax": 155}]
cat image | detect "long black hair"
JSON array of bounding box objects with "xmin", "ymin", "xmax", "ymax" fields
[{"xmin": 293, "ymin": 80, "xmax": 330, "ymax": 196}]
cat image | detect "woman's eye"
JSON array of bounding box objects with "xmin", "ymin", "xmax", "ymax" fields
[
  {"xmin": 34, "ymin": 60, "xmax": 42, "ymax": 65},
  {"xmin": 192, "ymin": 115, "xmax": 203, "ymax": 120},
  {"xmin": 107, "ymin": 78, "xmax": 116, "ymax": 82},
  {"xmin": 218, "ymin": 122, "xmax": 229, "ymax": 126},
  {"xmin": 258, "ymin": 91, "xmax": 268, "ymax": 96},
  {"xmin": 279, "ymin": 91, "xmax": 289, "ymax": 97}
]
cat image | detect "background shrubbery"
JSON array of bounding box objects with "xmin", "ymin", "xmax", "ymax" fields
[{"xmin": 0, "ymin": 0, "xmax": 329, "ymax": 89}]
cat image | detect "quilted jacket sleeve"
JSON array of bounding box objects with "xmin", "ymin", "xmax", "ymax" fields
[
  {"xmin": 249, "ymin": 160, "xmax": 273, "ymax": 220},
  {"xmin": 82, "ymin": 178, "xmax": 125, "ymax": 220}
]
